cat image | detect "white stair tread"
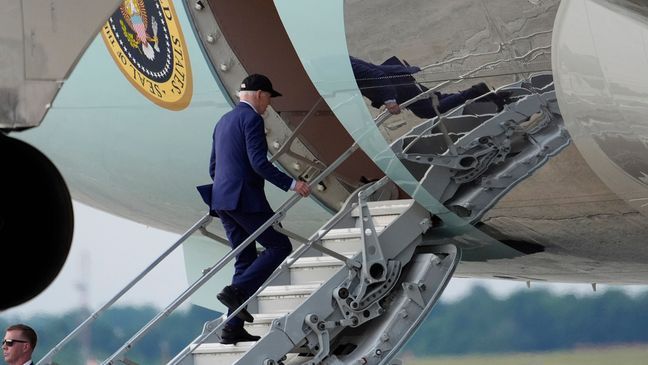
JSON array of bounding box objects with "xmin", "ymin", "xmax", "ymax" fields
[
  {"xmin": 259, "ymin": 283, "xmax": 321, "ymax": 297},
  {"xmin": 251, "ymin": 312, "xmax": 289, "ymax": 322},
  {"xmin": 351, "ymin": 200, "xmax": 413, "ymax": 216},
  {"xmin": 190, "ymin": 200, "xmax": 420, "ymax": 360},
  {"xmin": 291, "ymin": 255, "xmax": 349, "ymax": 268},
  {"xmin": 194, "ymin": 343, "xmax": 308, "ymax": 363},
  {"xmin": 320, "ymin": 227, "xmax": 384, "ymax": 240},
  {"xmin": 193, "ymin": 341, "xmax": 255, "ymax": 354}
]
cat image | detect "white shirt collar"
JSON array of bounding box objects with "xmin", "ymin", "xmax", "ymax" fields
[
  {"xmin": 23, "ymin": 360, "xmax": 33, "ymax": 365},
  {"xmin": 240, "ymin": 100, "xmax": 258, "ymax": 114}
]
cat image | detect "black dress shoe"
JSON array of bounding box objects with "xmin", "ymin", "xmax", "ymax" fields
[
  {"xmin": 220, "ymin": 326, "xmax": 261, "ymax": 345},
  {"xmin": 492, "ymin": 90, "xmax": 513, "ymax": 111},
  {"xmin": 473, "ymin": 85, "xmax": 513, "ymax": 112},
  {"xmin": 469, "ymin": 82, "xmax": 491, "ymax": 98},
  {"xmin": 217, "ymin": 285, "xmax": 255, "ymax": 323}
]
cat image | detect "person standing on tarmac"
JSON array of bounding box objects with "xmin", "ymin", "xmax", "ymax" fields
[{"xmin": 3, "ymin": 324, "xmax": 37, "ymax": 365}]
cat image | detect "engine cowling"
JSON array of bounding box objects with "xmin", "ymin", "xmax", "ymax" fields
[{"xmin": 0, "ymin": 134, "xmax": 74, "ymax": 310}]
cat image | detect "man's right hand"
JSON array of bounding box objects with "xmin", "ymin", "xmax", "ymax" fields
[
  {"xmin": 294, "ymin": 180, "xmax": 311, "ymax": 197},
  {"xmin": 385, "ymin": 101, "xmax": 401, "ymax": 115}
]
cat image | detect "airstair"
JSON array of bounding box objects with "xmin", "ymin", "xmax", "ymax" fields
[
  {"xmin": 38, "ymin": 72, "xmax": 565, "ymax": 365},
  {"xmin": 175, "ymin": 72, "xmax": 567, "ymax": 365},
  {"xmin": 183, "ymin": 191, "xmax": 458, "ymax": 365}
]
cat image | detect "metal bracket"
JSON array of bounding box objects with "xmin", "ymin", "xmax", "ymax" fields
[
  {"xmin": 431, "ymin": 93, "xmax": 458, "ymax": 155},
  {"xmin": 198, "ymin": 226, "xmax": 230, "ymax": 245},
  {"xmin": 333, "ymin": 260, "xmax": 401, "ymax": 329},
  {"xmin": 357, "ymin": 185, "xmax": 388, "ymax": 286},
  {"xmin": 351, "ymin": 260, "xmax": 401, "ymax": 312},
  {"xmin": 402, "ymin": 282, "xmax": 426, "ymax": 308},
  {"xmin": 199, "ymin": 315, "xmax": 225, "ymax": 343},
  {"xmin": 303, "ymin": 314, "xmax": 331, "ymax": 365},
  {"xmin": 397, "ymin": 146, "xmax": 496, "ymax": 170},
  {"xmin": 310, "ymin": 241, "xmax": 361, "ymax": 269},
  {"xmin": 273, "ymin": 224, "xmax": 309, "ymax": 244}
]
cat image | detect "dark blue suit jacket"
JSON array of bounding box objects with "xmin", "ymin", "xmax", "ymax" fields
[
  {"xmin": 209, "ymin": 102, "xmax": 293, "ymax": 213},
  {"xmin": 350, "ymin": 56, "xmax": 421, "ymax": 109}
]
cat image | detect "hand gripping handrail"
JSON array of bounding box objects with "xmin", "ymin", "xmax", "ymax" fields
[
  {"xmin": 36, "ymin": 214, "xmax": 213, "ymax": 365},
  {"xmin": 100, "ymin": 110, "xmax": 394, "ymax": 365}
]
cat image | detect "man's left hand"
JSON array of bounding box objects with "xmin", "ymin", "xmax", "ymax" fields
[
  {"xmin": 294, "ymin": 181, "xmax": 311, "ymax": 197},
  {"xmin": 385, "ymin": 101, "xmax": 401, "ymax": 115}
]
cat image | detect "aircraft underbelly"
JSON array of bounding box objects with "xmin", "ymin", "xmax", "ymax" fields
[{"xmin": 473, "ymin": 145, "xmax": 648, "ymax": 284}]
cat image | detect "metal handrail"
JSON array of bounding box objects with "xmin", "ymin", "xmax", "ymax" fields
[
  {"xmin": 37, "ymin": 214, "xmax": 213, "ymax": 365},
  {"xmin": 198, "ymin": 224, "xmax": 230, "ymax": 246},
  {"xmin": 273, "ymin": 224, "xmax": 309, "ymax": 244},
  {"xmin": 101, "ymin": 108, "xmax": 395, "ymax": 365}
]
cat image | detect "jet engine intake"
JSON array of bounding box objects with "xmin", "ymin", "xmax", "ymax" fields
[{"xmin": 0, "ymin": 134, "xmax": 74, "ymax": 310}]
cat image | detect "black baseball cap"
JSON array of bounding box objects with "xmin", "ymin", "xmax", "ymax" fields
[{"xmin": 239, "ymin": 74, "xmax": 282, "ymax": 97}]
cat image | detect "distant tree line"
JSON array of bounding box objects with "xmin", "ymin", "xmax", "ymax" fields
[
  {"xmin": 2, "ymin": 287, "xmax": 648, "ymax": 363},
  {"xmin": 405, "ymin": 286, "xmax": 648, "ymax": 356}
]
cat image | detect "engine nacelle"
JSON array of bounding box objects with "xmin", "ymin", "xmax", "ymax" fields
[{"xmin": 0, "ymin": 134, "xmax": 74, "ymax": 310}]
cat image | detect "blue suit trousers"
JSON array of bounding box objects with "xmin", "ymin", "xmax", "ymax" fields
[{"xmin": 217, "ymin": 209, "xmax": 292, "ymax": 328}]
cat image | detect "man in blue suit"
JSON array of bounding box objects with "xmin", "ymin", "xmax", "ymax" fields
[
  {"xmin": 209, "ymin": 74, "xmax": 310, "ymax": 344},
  {"xmin": 350, "ymin": 56, "xmax": 508, "ymax": 118}
]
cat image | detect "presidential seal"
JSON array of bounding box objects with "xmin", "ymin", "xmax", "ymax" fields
[{"xmin": 102, "ymin": 0, "xmax": 192, "ymax": 110}]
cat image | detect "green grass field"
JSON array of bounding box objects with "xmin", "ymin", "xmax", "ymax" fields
[{"xmin": 404, "ymin": 345, "xmax": 648, "ymax": 365}]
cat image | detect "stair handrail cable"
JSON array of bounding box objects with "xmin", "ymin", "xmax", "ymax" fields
[
  {"xmin": 36, "ymin": 214, "xmax": 213, "ymax": 365},
  {"xmin": 101, "ymin": 108, "xmax": 396, "ymax": 364}
]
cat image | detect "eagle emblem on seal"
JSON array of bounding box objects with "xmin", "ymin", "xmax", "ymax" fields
[{"xmin": 120, "ymin": 0, "xmax": 160, "ymax": 60}]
